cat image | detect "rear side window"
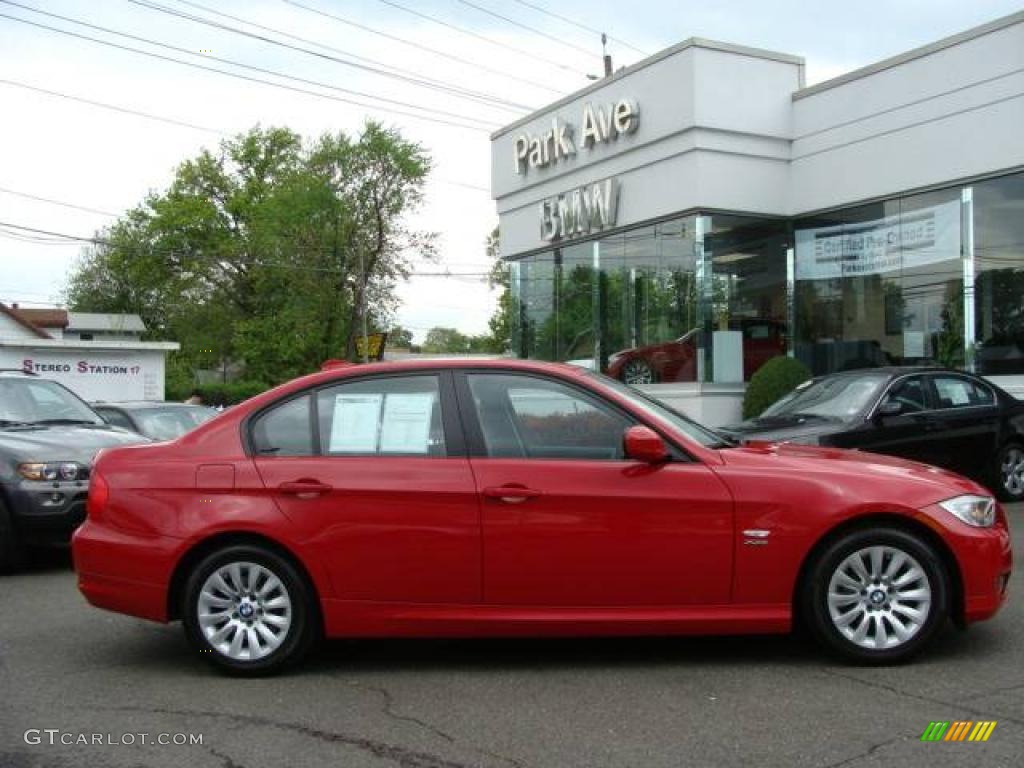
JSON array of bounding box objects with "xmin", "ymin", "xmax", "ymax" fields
[
  {"xmin": 316, "ymin": 375, "xmax": 446, "ymax": 457},
  {"xmin": 931, "ymin": 376, "xmax": 995, "ymax": 409},
  {"xmin": 251, "ymin": 395, "xmax": 313, "ymax": 456}
]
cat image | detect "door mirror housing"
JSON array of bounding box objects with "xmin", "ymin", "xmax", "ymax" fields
[
  {"xmin": 874, "ymin": 400, "xmax": 903, "ymax": 421},
  {"xmin": 624, "ymin": 425, "xmax": 669, "ymax": 463}
]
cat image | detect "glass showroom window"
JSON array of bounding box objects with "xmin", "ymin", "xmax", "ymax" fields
[
  {"xmin": 973, "ymin": 171, "xmax": 1024, "ymax": 375},
  {"xmin": 794, "ymin": 188, "xmax": 964, "ymax": 376}
]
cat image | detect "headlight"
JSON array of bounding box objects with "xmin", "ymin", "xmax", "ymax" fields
[
  {"xmin": 939, "ymin": 494, "xmax": 996, "ymax": 528},
  {"xmin": 17, "ymin": 461, "xmax": 88, "ymax": 482}
]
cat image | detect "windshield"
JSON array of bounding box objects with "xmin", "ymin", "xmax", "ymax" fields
[
  {"xmin": 0, "ymin": 377, "xmax": 103, "ymax": 426},
  {"xmin": 586, "ymin": 371, "xmax": 732, "ymax": 448},
  {"xmin": 133, "ymin": 406, "xmax": 217, "ymax": 440},
  {"xmin": 761, "ymin": 373, "xmax": 888, "ymax": 421}
]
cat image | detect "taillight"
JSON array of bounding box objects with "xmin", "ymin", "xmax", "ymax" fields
[{"xmin": 87, "ymin": 470, "xmax": 109, "ymax": 521}]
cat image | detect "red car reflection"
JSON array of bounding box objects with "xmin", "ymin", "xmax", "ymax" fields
[
  {"xmin": 73, "ymin": 359, "xmax": 1010, "ymax": 674},
  {"xmin": 607, "ymin": 319, "xmax": 787, "ymax": 384}
]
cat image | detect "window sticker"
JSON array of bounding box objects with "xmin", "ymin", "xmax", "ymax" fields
[
  {"xmin": 380, "ymin": 393, "xmax": 435, "ymax": 454},
  {"xmin": 329, "ymin": 393, "xmax": 383, "ymax": 453}
]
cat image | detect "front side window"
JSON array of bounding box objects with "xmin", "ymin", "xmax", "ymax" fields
[
  {"xmin": 881, "ymin": 376, "xmax": 929, "ymax": 414},
  {"xmin": 251, "ymin": 395, "xmax": 313, "ymax": 456},
  {"xmin": 317, "ymin": 375, "xmax": 445, "ymax": 456},
  {"xmin": 931, "ymin": 376, "xmax": 995, "ymax": 410},
  {"xmin": 467, "ymin": 373, "xmax": 631, "ymax": 460}
]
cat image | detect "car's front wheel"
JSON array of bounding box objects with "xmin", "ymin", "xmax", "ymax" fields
[
  {"xmin": 995, "ymin": 442, "xmax": 1024, "ymax": 502},
  {"xmin": 803, "ymin": 527, "xmax": 948, "ymax": 664},
  {"xmin": 183, "ymin": 545, "xmax": 318, "ymax": 675},
  {"xmin": 621, "ymin": 359, "xmax": 655, "ymax": 385}
]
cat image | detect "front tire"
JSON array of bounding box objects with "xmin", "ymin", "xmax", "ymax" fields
[
  {"xmin": 0, "ymin": 498, "xmax": 28, "ymax": 574},
  {"xmin": 621, "ymin": 359, "xmax": 655, "ymax": 385},
  {"xmin": 183, "ymin": 545, "xmax": 317, "ymax": 675},
  {"xmin": 802, "ymin": 528, "xmax": 948, "ymax": 664},
  {"xmin": 995, "ymin": 442, "xmax": 1024, "ymax": 502}
]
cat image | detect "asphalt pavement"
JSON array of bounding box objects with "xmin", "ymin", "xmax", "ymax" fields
[{"xmin": 1, "ymin": 507, "xmax": 1022, "ymax": 768}]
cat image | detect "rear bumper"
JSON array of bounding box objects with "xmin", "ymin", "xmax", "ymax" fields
[{"xmin": 72, "ymin": 519, "xmax": 180, "ymax": 623}]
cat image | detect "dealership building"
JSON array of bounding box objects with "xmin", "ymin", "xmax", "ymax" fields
[{"xmin": 490, "ymin": 10, "xmax": 1024, "ymax": 425}]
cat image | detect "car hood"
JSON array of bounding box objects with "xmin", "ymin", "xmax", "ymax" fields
[
  {"xmin": 719, "ymin": 415, "xmax": 845, "ymax": 444},
  {"xmin": 719, "ymin": 440, "xmax": 986, "ymax": 503},
  {"xmin": 0, "ymin": 425, "xmax": 148, "ymax": 466}
]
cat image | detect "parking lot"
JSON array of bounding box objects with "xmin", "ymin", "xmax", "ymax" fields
[{"xmin": 0, "ymin": 506, "xmax": 1020, "ymax": 768}]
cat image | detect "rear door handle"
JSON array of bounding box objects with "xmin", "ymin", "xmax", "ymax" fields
[
  {"xmin": 278, "ymin": 480, "xmax": 332, "ymax": 498},
  {"xmin": 482, "ymin": 485, "xmax": 542, "ymax": 503}
]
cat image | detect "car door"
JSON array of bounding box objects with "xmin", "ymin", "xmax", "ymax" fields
[
  {"xmin": 922, "ymin": 373, "xmax": 1002, "ymax": 478},
  {"xmin": 251, "ymin": 372, "xmax": 481, "ymax": 604},
  {"xmin": 843, "ymin": 374, "xmax": 937, "ymax": 464},
  {"xmin": 456, "ymin": 371, "xmax": 734, "ymax": 607}
]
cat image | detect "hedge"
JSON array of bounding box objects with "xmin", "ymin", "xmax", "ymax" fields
[
  {"xmin": 166, "ymin": 380, "xmax": 269, "ymax": 406},
  {"xmin": 742, "ymin": 356, "xmax": 812, "ymax": 419}
]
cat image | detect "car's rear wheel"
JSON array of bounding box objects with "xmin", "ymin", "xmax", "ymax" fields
[
  {"xmin": 0, "ymin": 498, "xmax": 28, "ymax": 574},
  {"xmin": 803, "ymin": 527, "xmax": 948, "ymax": 664},
  {"xmin": 183, "ymin": 545, "xmax": 317, "ymax": 675},
  {"xmin": 995, "ymin": 442, "xmax": 1024, "ymax": 502},
  {"xmin": 621, "ymin": 359, "xmax": 655, "ymax": 385}
]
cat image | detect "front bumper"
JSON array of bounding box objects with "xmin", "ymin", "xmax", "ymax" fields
[
  {"xmin": 924, "ymin": 504, "xmax": 1013, "ymax": 624},
  {"xmin": 5, "ymin": 479, "xmax": 89, "ymax": 544},
  {"xmin": 72, "ymin": 518, "xmax": 181, "ymax": 623}
]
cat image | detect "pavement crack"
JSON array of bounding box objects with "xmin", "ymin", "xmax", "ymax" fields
[
  {"xmin": 207, "ymin": 746, "xmax": 247, "ymax": 768},
  {"xmin": 87, "ymin": 704, "xmax": 478, "ymax": 768},
  {"xmin": 347, "ymin": 682, "xmax": 456, "ymax": 744},
  {"xmin": 817, "ymin": 736, "xmax": 906, "ymax": 768},
  {"xmin": 820, "ymin": 668, "xmax": 1024, "ymax": 726}
]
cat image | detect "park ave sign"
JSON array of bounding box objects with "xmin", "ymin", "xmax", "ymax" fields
[{"xmin": 512, "ymin": 98, "xmax": 639, "ymax": 175}]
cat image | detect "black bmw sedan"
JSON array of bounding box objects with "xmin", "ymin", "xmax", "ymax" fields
[{"xmin": 720, "ymin": 367, "xmax": 1024, "ymax": 502}]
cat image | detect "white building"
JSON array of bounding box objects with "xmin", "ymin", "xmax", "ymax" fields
[
  {"xmin": 0, "ymin": 304, "xmax": 179, "ymax": 402},
  {"xmin": 490, "ymin": 10, "xmax": 1024, "ymax": 424}
]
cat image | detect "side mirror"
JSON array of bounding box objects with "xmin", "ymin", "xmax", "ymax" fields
[
  {"xmin": 624, "ymin": 425, "xmax": 669, "ymax": 464},
  {"xmin": 874, "ymin": 400, "xmax": 903, "ymax": 421}
]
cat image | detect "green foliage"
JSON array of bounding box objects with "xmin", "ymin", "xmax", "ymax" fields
[
  {"xmin": 422, "ymin": 327, "xmax": 472, "ymax": 354},
  {"xmin": 743, "ymin": 356, "xmax": 812, "ymax": 419},
  {"xmin": 388, "ymin": 326, "xmax": 414, "ymax": 348},
  {"xmin": 166, "ymin": 380, "xmax": 268, "ymax": 406},
  {"xmin": 65, "ymin": 123, "xmax": 435, "ymax": 387}
]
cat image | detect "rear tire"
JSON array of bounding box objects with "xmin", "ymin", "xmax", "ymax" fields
[
  {"xmin": 0, "ymin": 498, "xmax": 28, "ymax": 574},
  {"xmin": 183, "ymin": 544, "xmax": 318, "ymax": 675},
  {"xmin": 994, "ymin": 442, "xmax": 1024, "ymax": 502},
  {"xmin": 802, "ymin": 527, "xmax": 948, "ymax": 664}
]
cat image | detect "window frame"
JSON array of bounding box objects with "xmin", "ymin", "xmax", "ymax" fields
[
  {"xmin": 243, "ymin": 370, "xmax": 465, "ymax": 459},
  {"xmin": 452, "ymin": 369, "xmax": 691, "ymax": 462}
]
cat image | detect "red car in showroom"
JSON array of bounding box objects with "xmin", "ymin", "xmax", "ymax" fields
[
  {"xmin": 73, "ymin": 360, "xmax": 1011, "ymax": 674},
  {"xmin": 606, "ymin": 319, "xmax": 787, "ymax": 384}
]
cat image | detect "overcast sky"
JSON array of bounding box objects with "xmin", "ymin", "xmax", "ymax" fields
[{"xmin": 1, "ymin": 0, "xmax": 1021, "ymax": 342}]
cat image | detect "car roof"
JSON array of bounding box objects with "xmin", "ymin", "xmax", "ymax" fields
[{"xmin": 816, "ymin": 365, "xmax": 951, "ymax": 379}]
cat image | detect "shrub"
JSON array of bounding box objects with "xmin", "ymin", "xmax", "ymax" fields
[
  {"xmin": 742, "ymin": 356, "xmax": 812, "ymax": 419},
  {"xmin": 167, "ymin": 380, "xmax": 269, "ymax": 406}
]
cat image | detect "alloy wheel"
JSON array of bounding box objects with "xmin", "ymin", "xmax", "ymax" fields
[
  {"xmin": 622, "ymin": 360, "xmax": 654, "ymax": 385},
  {"xmin": 1001, "ymin": 446, "xmax": 1024, "ymax": 498},
  {"xmin": 197, "ymin": 561, "xmax": 293, "ymax": 661},
  {"xmin": 826, "ymin": 545, "xmax": 932, "ymax": 651}
]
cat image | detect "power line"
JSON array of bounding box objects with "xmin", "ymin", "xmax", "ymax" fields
[
  {"xmin": 282, "ymin": 0, "xmax": 567, "ymax": 95},
  {"xmin": 372, "ymin": 0, "xmax": 589, "ymax": 78},
  {"xmin": 0, "ymin": 185, "xmax": 119, "ymax": 217},
  {"xmin": 509, "ymin": 0, "xmax": 652, "ymax": 56},
  {"xmin": 127, "ymin": 0, "xmax": 535, "ymax": 113},
  {"xmin": 454, "ymin": 0, "xmax": 599, "ymax": 60},
  {"xmin": 0, "ymin": 4, "xmax": 498, "ymax": 132},
  {"xmin": 0, "ymin": 220, "xmax": 493, "ymax": 278},
  {"xmin": 0, "ymin": 77, "xmax": 226, "ymax": 135}
]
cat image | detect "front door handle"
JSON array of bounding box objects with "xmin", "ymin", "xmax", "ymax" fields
[
  {"xmin": 278, "ymin": 479, "xmax": 332, "ymax": 498},
  {"xmin": 482, "ymin": 485, "xmax": 542, "ymax": 504}
]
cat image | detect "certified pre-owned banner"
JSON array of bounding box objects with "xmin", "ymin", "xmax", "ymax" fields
[{"xmin": 794, "ymin": 199, "xmax": 961, "ymax": 281}]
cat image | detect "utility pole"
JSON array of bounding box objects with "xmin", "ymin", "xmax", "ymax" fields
[{"xmin": 602, "ymin": 33, "xmax": 612, "ymax": 77}]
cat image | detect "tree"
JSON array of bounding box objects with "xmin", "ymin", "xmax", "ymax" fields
[
  {"xmin": 65, "ymin": 123, "xmax": 434, "ymax": 385},
  {"xmin": 483, "ymin": 227, "xmax": 513, "ymax": 354},
  {"xmin": 422, "ymin": 327, "xmax": 471, "ymax": 354},
  {"xmin": 388, "ymin": 326, "xmax": 414, "ymax": 348}
]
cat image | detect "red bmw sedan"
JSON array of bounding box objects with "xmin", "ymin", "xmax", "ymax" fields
[{"xmin": 72, "ymin": 360, "xmax": 1012, "ymax": 674}]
